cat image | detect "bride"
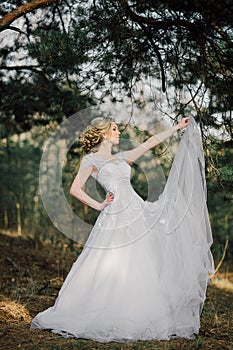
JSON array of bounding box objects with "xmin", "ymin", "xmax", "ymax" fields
[{"xmin": 31, "ymin": 116, "xmax": 214, "ymax": 342}]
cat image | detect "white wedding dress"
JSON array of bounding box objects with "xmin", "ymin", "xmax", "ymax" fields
[{"xmin": 31, "ymin": 117, "xmax": 214, "ymax": 342}]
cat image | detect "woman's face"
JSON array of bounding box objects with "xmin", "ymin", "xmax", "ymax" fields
[{"xmin": 106, "ymin": 123, "xmax": 120, "ymax": 145}]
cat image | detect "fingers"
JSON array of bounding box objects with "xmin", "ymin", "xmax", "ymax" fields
[
  {"xmin": 180, "ymin": 117, "xmax": 189, "ymax": 129},
  {"xmin": 106, "ymin": 192, "xmax": 114, "ymax": 203},
  {"xmin": 101, "ymin": 192, "xmax": 114, "ymax": 210}
]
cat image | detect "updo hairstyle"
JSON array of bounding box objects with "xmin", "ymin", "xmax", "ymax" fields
[{"xmin": 79, "ymin": 117, "xmax": 115, "ymax": 153}]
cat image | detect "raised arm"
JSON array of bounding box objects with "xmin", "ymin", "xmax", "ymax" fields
[
  {"xmin": 126, "ymin": 117, "xmax": 189, "ymax": 163},
  {"xmin": 69, "ymin": 165, "xmax": 114, "ymax": 210}
]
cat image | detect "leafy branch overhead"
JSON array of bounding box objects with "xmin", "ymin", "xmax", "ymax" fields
[
  {"xmin": 118, "ymin": 0, "xmax": 232, "ymax": 90},
  {"xmin": 0, "ymin": 0, "xmax": 232, "ymax": 135}
]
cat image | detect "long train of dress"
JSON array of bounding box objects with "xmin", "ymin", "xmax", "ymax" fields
[{"xmin": 30, "ymin": 117, "xmax": 214, "ymax": 342}]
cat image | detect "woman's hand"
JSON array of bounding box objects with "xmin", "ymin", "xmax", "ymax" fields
[
  {"xmin": 175, "ymin": 117, "xmax": 189, "ymax": 131},
  {"xmin": 100, "ymin": 192, "xmax": 114, "ymax": 210}
]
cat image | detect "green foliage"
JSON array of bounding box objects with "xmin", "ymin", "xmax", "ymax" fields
[
  {"xmin": 0, "ymin": 135, "xmax": 41, "ymax": 233},
  {"xmin": 0, "ymin": 75, "xmax": 92, "ymax": 135},
  {"xmin": 28, "ymin": 29, "xmax": 89, "ymax": 75},
  {"xmin": 206, "ymin": 140, "xmax": 233, "ymax": 261},
  {"xmin": 1, "ymin": 0, "xmax": 232, "ymax": 132}
]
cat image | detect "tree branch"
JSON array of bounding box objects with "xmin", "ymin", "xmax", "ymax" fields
[
  {"xmin": 55, "ymin": 3, "xmax": 66, "ymax": 33},
  {"xmin": 0, "ymin": 0, "xmax": 60, "ymax": 32},
  {"xmin": 5, "ymin": 26, "xmax": 27, "ymax": 35},
  {"xmin": 137, "ymin": 22, "xmax": 166, "ymax": 92},
  {"xmin": 0, "ymin": 65, "xmax": 41, "ymax": 73},
  {"xmin": 210, "ymin": 238, "xmax": 229, "ymax": 278},
  {"xmin": 118, "ymin": 0, "xmax": 198, "ymax": 32}
]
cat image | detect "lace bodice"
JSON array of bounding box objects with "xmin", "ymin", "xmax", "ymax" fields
[
  {"xmin": 79, "ymin": 150, "xmax": 144, "ymax": 223},
  {"xmin": 80, "ymin": 151, "xmax": 131, "ymax": 195}
]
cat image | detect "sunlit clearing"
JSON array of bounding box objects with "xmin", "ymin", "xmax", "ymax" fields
[{"xmin": 0, "ymin": 297, "xmax": 31, "ymax": 324}]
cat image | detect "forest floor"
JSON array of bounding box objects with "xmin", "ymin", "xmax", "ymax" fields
[{"xmin": 0, "ymin": 231, "xmax": 233, "ymax": 350}]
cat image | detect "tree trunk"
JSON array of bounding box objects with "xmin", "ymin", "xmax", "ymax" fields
[
  {"xmin": 16, "ymin": 202, "xmax": 22, "ymax": 236},
  {"xmin": 4, "ymin": 207, "xmax": 9, "ymax": 230}
]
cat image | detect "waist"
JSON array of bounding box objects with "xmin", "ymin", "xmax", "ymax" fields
[
  {"xmin": 104, "ymin": 179, "xmax": 132, "ymax": 194},
  {"xmin": 105, "ymin": 186, "xmax": 144, "ymax": 212}
]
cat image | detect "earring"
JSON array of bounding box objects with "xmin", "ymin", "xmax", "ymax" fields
[{"xmin": 103, "ymin": 136, "xmax": 107, "ymax": 145}]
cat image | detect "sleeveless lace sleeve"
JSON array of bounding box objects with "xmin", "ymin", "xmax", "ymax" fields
[
  {"xmin": 116, "ymin": 150, "xmax": 129, "ymax": 161},
  {"xmin": 79, "ymin": 154, "xmax": 94, "ymax": 169}
]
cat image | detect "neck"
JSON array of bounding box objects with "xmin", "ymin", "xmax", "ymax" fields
[{"xmin": 97, "ymin": 142, "xmax": 113, "ymax": 156}]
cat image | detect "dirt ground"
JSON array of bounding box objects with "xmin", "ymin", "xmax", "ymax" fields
[{"xmin": 0, "ymin": 231, "xmax": 233, "ymax": 350}]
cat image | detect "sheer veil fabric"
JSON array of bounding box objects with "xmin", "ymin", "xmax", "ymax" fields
[{"xmin": 30, "ymin": 116, "xmax": 214, "ymax": 342}]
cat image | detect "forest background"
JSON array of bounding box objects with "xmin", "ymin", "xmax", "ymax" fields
[{"xmin": 0, "ymin": 1, "xmax": 232, "ymax": 349}]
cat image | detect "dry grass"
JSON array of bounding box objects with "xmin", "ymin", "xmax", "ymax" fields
[{"xmin": 0, "ymin": 231, "xmax": 233, "ymax": 350}]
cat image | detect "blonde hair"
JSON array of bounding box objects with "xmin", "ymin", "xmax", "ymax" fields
[{"xmin": 79, "ymin": 117, "xmax": 115, "ymax": 153}]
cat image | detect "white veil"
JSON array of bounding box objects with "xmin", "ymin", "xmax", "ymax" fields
[{"xmin": 146, "ymin": 116, "xmax": 214, "ymax": 326}]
